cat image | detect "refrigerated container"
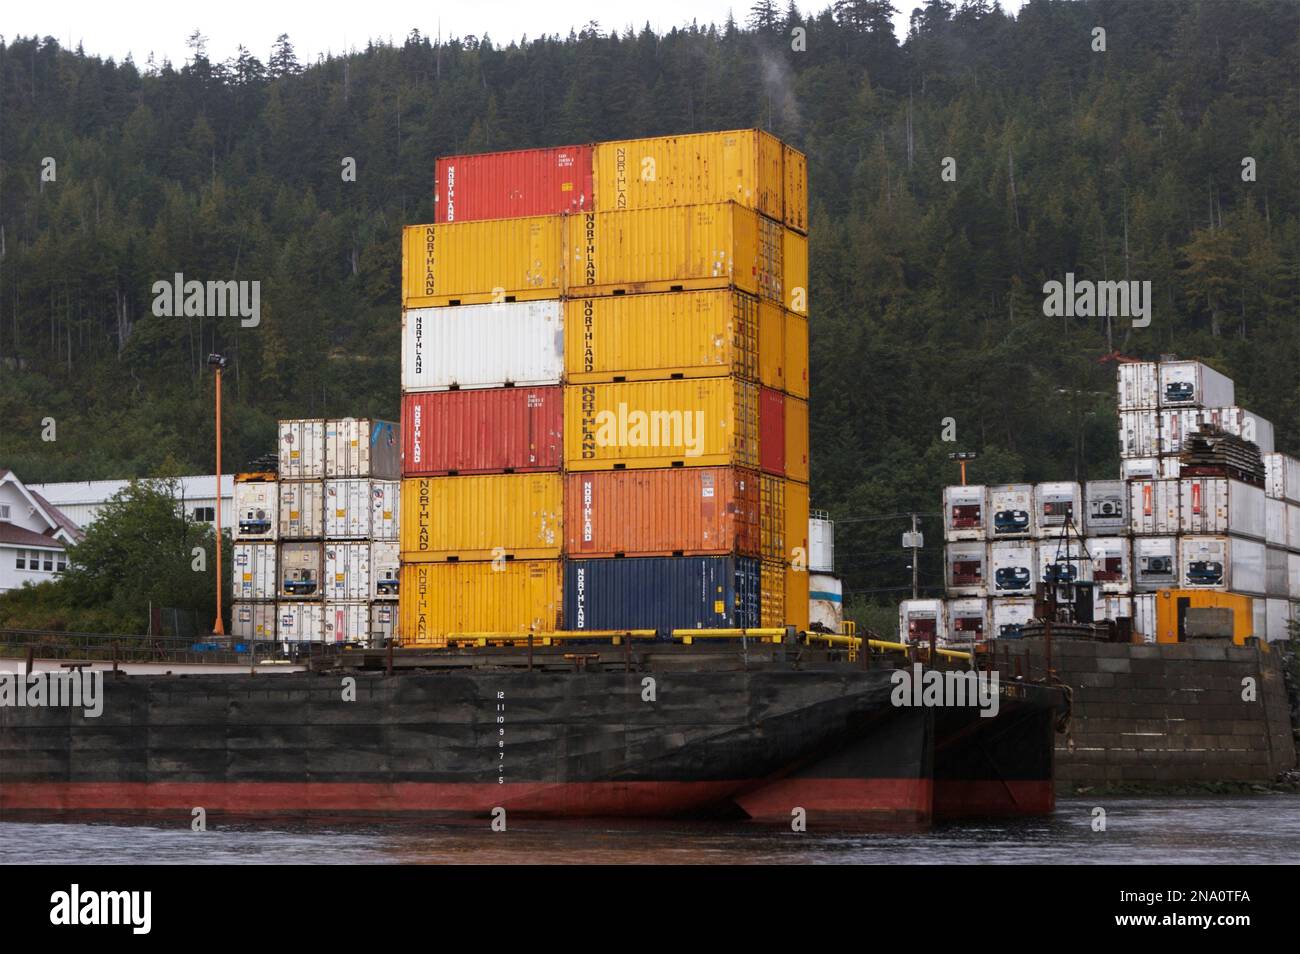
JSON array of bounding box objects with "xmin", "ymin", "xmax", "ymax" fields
[
  {"xmin": 278, "ymin": 479, "xmax": 325, "ymax": 539},
  {"xmin": 401, "ymin": 301, "xmax": 564, "ymax": 391},
  {"xmin": 1159, "ymin": 457, "xmax": 1182, "ymax": 479},
  {"xmin": 323, "ymin": 601, "xmax": 370, "ymax": 644},
  {"xmin": 435, "ymin": 145, "xmax": 593, "ymax": 222},
  {"xmin": 399, "ymin": 560, "xmax": 562, "ymax": 642},
  {"xmin": 759, "ymin": 386, "xmax": 785, "ymax": 476},
  {"xmin": 370, "ymin": 541, "xmax": 399, "ymax": 599},
  {"xmin": 1093, "ymin": 593, "xmax": 1133, "ymax": 624},
  {"xmin": 1133, "ymin": 536, "xmax": 1179, "ymax": 591},
  {"xmin": 990, "ymin": 598, "xmax": 1036, "ymax": 639},
  {"xmin": 1116, "ymin": 361, "xmax": 1159, "ymax": 410},
  {"xmin": 324, "ymin": 542, "xmax": 370, "ymax": 602},
  {"xmin": 1266, "ymin": 547, "xmax": 1289, "ymax": 596},
  {"xmin": 278, "ymin": 602, "xmax": 325, "ymax": 643},
  {"xmin": 1129, "ymin": 479, "xmax": 1180, "ymax": 535},
  {"xmin": 401, "ymin": 387, "xmax": 563, "ymax": 477},
  {"xmin": 279, "ymin": 542, "xmax": 323, "ymax": 598},
  {"xmin": 232, "ymin": 543, "xmax": 276, "ymax": 601},
  {"xmin": 943, "ymin": 485, "xmax": 987, "ymax": 542},
  {"xmin": 1264, "ymin": 453, "xmax": 1300, "ymax": 504},
  {"xmin": 1160, "ymin": 407, "xmax": 1275, "ymax": 456},
  {"xmin": 809, "ymin": 513, "xmax": 834, "ymax": 573},
  {"xmin": 1132, "ymin": 593, "xmax": 1157, "ymax": 642},
  {"xmin": 1084, "ymin": 480, "xmax": 1127, "ymax": 535},
  {"xmin": 1265, "ymin": 599, "xmax": 1293, "ymax": 642},
  {"xmin": 232, "ymin": 602, "xmax": 277, "ymax": 641},
  {"xmin": 989, "ymin": 541, "xmax": 1036, "ymax": 595},
  {"xmin": 1217, "ymin": 407, "xmax": 1274, "ymax": 453},
  {"xmin": 564, "ymin": 556, "xmax": 761, "ymax": 634},
  {"xmin": 1038, "ymin": 539, "xmax": 1094, "ymax": 585},
  {"xmin": 899, "ymin": 599, "xmax": 947, "ymax": 644},
  {"xmin": 324, "ymin": 478, "xmax": 371, "ymax": 539},
  {"xmin": 945, "ymin": 541, "xmax": 988, "ymax": 596},
  {"xmin": 784, "ymin": 396, "xmax": 809, "ymax": 483},
  {"xmin": 1087, "ymin": 536, "xmax": 1131, "ymax": 593},
  {"xmin": 1035, "ymin": 482, "xmax": 1082, "ymax": 536},
  {"xmin": 947, "ymin": 598, "xmax": 989, "ymax": 643},
  {"xmin": 401, "ymin": 216, "xmax": 564, "ymax": 308},
  {"xmin": 1158, "ymin": 360, "xmax": 1234, "ymax": 408},
  {"xmin": 370, "ymin": 480, "xmax": 398, "ymax": 541},
  {"xmin": 1120, "ymin": 458, "xmax": 1159, "ymax": 481},
  {"xmin": 233, "ymin": 480, "xmax": 277, "ymax": 542},
  {"xmin": 400, "ymin": 474, "xmax": 563, "ymax": 561},
  {"xmin": 1291, "ymin": 553, "xmax": 1300, "ymax": 600},
  {"xmin": 1178, "ymin": 535, "xmax": 1266, "ymax": 593},
  {"xmin": 1178, "ymin": 477, "xmax": 1265, "ymax": 540},
  {"xmin": 324, "ymin": 418, "xmax": 399, "ymax": 479},
  {"xmin": 1119, "ymin": 410, "xmax": 1161, "ymax": 458},
  {"xmin": 987, "ymin": 484, "xmax": 1033, "ymax": 538},
  {"xmin": 1289, "ymin": 504, "xmax": 1300, "ymax": 550},
  {"xmin": 370, "ymin": 600, "xmax": 399, "ymax": 645},
  {"xmin": 279, "ymin": 420, "xmax": 325, "ymax": 479}
]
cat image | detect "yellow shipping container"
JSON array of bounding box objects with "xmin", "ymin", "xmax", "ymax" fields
[
  {"xmin": 564, "ymin": 290, "xmax": 758, "ymax": 384},
  {"xmin": 783, "ymin": 228, "xmax": 808, "ymax": 314},
  {"xmin": 399, "ymin": 560, "xmax": 562, "ymax": 643},
  {"xmin": 785, "ymin": 396, "xmax": 810, "ymax": 482},
  {"xmin": 761, "ymin": 558, "xmax": 786, "ymax": 627},
  {"xmin": 566, "ymin": 203, "xmax": 781, "ymax": 301},
  {"xmin": 783, "ymin": 144, "xmax": 808, "ymax": 234},
  {"xmin": 593, "ymin": 129, "xmax": 783, "ymax": 220},
  {"xmin": 785, "ymin": 311, "xmax": 809, "ymax": 399},
  {"xmin": 564, "ymin": 378, "xmax": 759, "ymax": 471},
  {"xmin": 758, "ymin": 301, "xmax": 786, "ymax": 391},
  {"xmin": 785, "ymin": 478, "xmax": 809, "ymax": 567},
  {"xmin": 785, "ymin": 563, "xmax": 810, "ymax": 630},
  {"xmin": 401, "ymin": 217, "xmax": 564, "ymax": 307},
  {"xmin": 760, "ymin": 474, "xmax": 786, "ymax": 561},
  {"xmin": 400, "ymin": 474, "xmax": 562, "ymax": 561}
]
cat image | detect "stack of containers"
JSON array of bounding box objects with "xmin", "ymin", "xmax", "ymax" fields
[
  {"xmin": 1263, "ymin": 453, "xmax": 1300, "ymax": 637},
  {"xmin": 398, "ymin": 131, "xmax": 810, "ymax": 642},
  {"xmin": 231, "ymin": 472, "xmax": 278, "ymax": 642}
]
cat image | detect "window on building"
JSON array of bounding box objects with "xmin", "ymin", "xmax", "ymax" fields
[
  {"xmin": 43, "ymin": 552, "xmax": 54, "ymax": 571},
  {"xmin": 15, "ymin": 551, "xmax": 24, "ymax": 569},
  {"xmin": 56, "ymin": 554, "xmax": 68, "ymax": 572},
  {"xmin": 194, "ymin": 506, "xmax": 216, "ymax": 522},
  {"xmin": 0, "ymin": 503, "xmax": 10, "ymax": 520}
]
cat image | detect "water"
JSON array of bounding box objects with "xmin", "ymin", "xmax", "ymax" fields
[{"xmin": 3, "ymin": 796, "xmax": 1298, "ymax": 864}]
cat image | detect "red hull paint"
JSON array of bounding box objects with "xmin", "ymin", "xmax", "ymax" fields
[
  {"xmin": 732, "ymin": 778, "xmax": 934, "ymax": 826},
  {"xmin": 933, "ymin": 780, "xmax": 1055, "ymax": 819}
]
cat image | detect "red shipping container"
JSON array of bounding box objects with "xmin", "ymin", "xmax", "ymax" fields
[
  {"xmin": 434, "ymin": 146, "xmax": 594, "ymax": 223},
  {"xmin": 402, "ymin": 387, "xmax": 562, "ymax": 476},
  {"xmin": 565, "ymin": 467, "xmax": 760, "ymax": 558},
  {"xmin": 759, "ymin": 386, "xmax": 786, "ymax": 476}
]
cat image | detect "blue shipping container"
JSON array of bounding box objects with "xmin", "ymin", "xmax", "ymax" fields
[{"xmin": 564, "ymin": 556, "xmax": 760, "ymax": 635}]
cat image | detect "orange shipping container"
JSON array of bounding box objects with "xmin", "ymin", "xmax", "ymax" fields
[
  {"xmin": 785, "ymin": 312, "xmax": 809, "ymax": 399},
  {"xmin": 399, "ymin": 560, "xmax": 562, "ymax": 642},
  {"xmin": 785, "ymin": 479, "xmax": 810, "ymax": 567},
  {"xmin": 760, "ymin": 474, "xmax": 786, "ymax": 561},
  {"xmin": 401, "ymin": 217, "xmax": 564, "ymax": 307},
  {"xmin": 564, "ymin": 467, "xmax": 759, "ymax": 558},
  {"xmin": 785, "ymin": 563, "xmax": 810, "ymax": 629},
  {"xmin": 400, "ymin": 474, "xmax": 562, "ymax": 561},
  {"xmin": 758, "ymin": 301, "xmax": 785, "ymax": 391},
  {"xmin": 784, "ymin": 228, "xmax": 808, "ymax": 314},
  {"xmin": 761, "ymin": 558, "xmax": 786, "ymax": 627},
  {"xmin": 783, "ymin": 144, "xmax": 808, "ymax": 234},
  {"xmin": 785, "ymin": 396, "xmax": 810, "ymax": 482}
]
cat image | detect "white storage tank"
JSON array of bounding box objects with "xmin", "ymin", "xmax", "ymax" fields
[
  {"xmin": 324, "ymin": 542, "xmax": 371, "ymax": 602},
  {"xmin": 987, "ymin": 484, "xmax": 1034, "ymax": 538},
  {"xmin": 279, "ymin": 480, "xmax": 325, "ymax": 539},
  {"xmin": 944, "ymin": 541, "xmax": 987, "ymax": 596},
  {"xmin": 1263, "ymin": 453, "xmax": 1300, "ymax": 504},
  {"xmin": 279, "ymin": 542, "xmax": 323, "ymax": 598},
  {"xmin": 1116, "ymin": 361, "xmax": 1159, "ymax": 411},
  {"xmin": 279, "ymin": 419, "xmax": 326, "ymax": 479},
  {"xmin": 1158, "ymin": 360, "xmax": 1234, "ymax": 408},
  {"xmin": 233, "ymin": 479, "xmax": 277, "ymax": 542},
  {"xmin": 808, "ymin": 511, "xmax": 835, "ymax": 573},
  {"xmin": 1034, "ymin": 482, "xmax": 1082, "ymax": 537},
  {"xmin": 370, "ymin": 480, "xmax": 399, "ymax": 542},
  {"xmin": 1084, "ymin": 480, "xmax": 1127, "ymax": 535},
  {"xmin": 1129, "ymin": 479, "xmax": 1180, "ymax": 535},
  {"xmin": 324, "ymin": 478, "xmax": 372, "ymax": 539},
  {"xmin": 1178, "ymin": 478, "xmax": 1265, "ymax": 540},
  {"xmin": 370, "ymin": 541, "xmax": 400, "ymax": 599},
  {"xmin": 947, "ymin": 597, "xmax": 988, "ymax": 643},
  {"xmin": 1178, "ymin": 535, "xmax": 1266, "ymax": 593},
  {"xmin": 1088, "ymin": 536, "xmax": 1131, "ymax": 593},
  {"xmin": 899, "ymin": 599, "xmax": 947, "ymax": 644},
  {"xmin": 1038, "ymin": 539, "xmax": 1094, "ymax": 585},
  {"xmin": 370, "ymin": 600, "xmax": 399, "ymax": 646},
  {"xmin": 1119, "ymin": 410, "xmax": 1161, "ymax": 458},
  {"xmin": 232, "ymin": 602, "xmax": 277, "ymax": 641},
  {"xmin": 989, "ymin": 541, "xmax": 1037, "ymax": 596},
  {"xmin": 278, "ymin": 602, "xmax": 325, "ymax": 643},
  {"xmin": 990, "ymin": 597, "xmax": 1036, "ymax": 639},
  {"xmin": 809, "ymin": 573, "xmax": 843, "ymax": 633},
  {"xmin": 324, "ymin": 601, "xmax": 370, "ymax": 644},
  {"xmin": 943, "ymin": 485, "xmax": 987, "ymax": 541},
  {"xmin": 325, "ymin": 418, "xmax": 400, "ymax": 479},
  {"xmin": 1133, "ymin": 536, "xmax": 1179, "ymax": 591},
  {"xmin": 402, "ymin": 301, "xmax": 564, "ymax": 391},
  {"xmin": 232, "ymin": 543, "xmax": 277, "ymax": 601}
]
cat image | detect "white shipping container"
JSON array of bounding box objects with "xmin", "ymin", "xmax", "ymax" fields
[
  {"xmin": 943, "ymin": 485, "xmax": 987, "ymax": 541},
  {"xmin": 1038, "ymin": 539, "xmax": 1094, "ymax": 585},
  {"xmin": 370, "ymin": 600, "xmax": 399, "ymax": 645},
  {"xmin": 1119, "ymin": 410, "xmax": 1161, "ymax": 459},
  {"xmin": 324, "ymin": 542, "xmax": 371, "ymax": 601},
  {"xmin": 279, "ymin": 420, "xmax": 326, "ymax": 479},
  {"xmin": 1116, "ymin": 362, "xmax": 1159, "ymax": 411},
  {"xmin": 944, "ymin": 541, "xmax": 987, "ymax": 596},
  {"xmin": 233, "ymin": 480, "xmax": 278, "ymax": 542},
  {"xmin": 1162, "ymin": 406, "xmax": 1274, "ymax": 455},
  {"xmin": 808, "ymin": 516, "xmax": 835, "ymax": 572},
  {"xmin": 1129, "ymin": 479, "xmax": 1180, "ymax": 535},
  {"xmin": 1265, "ymin": 498, "xmax": 1288, "ymax": 547},
  {"xmin": 232, "ymin": 602, "xmax": 277, "ymax": 640},
  {"xmin": 1087, "ymin": 536, "xmax": 1131, "ymax": 593},
  {"xmin": 1220, "ymin": 407, "xmax": 1274, "ymax": 454},
  {"xmin": 990, "ymin": 598, "xmax": 1036, "ymax": 639},
  {"xmin": 1093, "ymin": 593, "xmax": 1133, "ymax": 624},
  {"xmin": 1121, "ymin": 458, "xmax": 1159, "ymax": 481},
  {"xmin": 1264, "ymin": 453, "xmax": 1300, "ymax": 504},
  {"xmin": 1133, "ymin": 536, "xmax": 1179, "ymax": 591},
  {"xmin": 402, "ymin": 301, "xmax": 564, "ymax": 391},
  {"xmin": 279, "ymin": 542, "xmax": 323, "ymax": 598},
  {"xmin": 324, "ymin": 478, "xmax": 371, "ymax": 539},
  {"xmin": 278, "ymin": 602, "xmax": 325, "ymax": 643},
  {"xmin": 1290, "ymin": 553, "xmax": 1300, "ymax": 599},
  {"xmin": 232, "ymin": 543, "xmax": 277, "ymax": 601},
  {"xmin": 279, "ymin": 480, "xmax": 325, "ymax": 539},
  {"xmin": 1132, "ymin": 593, "xmax": 1157, "ymax": 643},
  {"xmin": 899, "ymin": 599, "xmax": 947, "ymax": 644},
  {"xmin": 324, "ymin": 601, "xmax": 370, "ymax": 644},
  {"xmin": 1289, "ymin": 504, "xmax": 1300, "ymax": 551},
  {"xmin": 1266, "ymin": 547, "xmax": 1289, "ymax": 597},
  {"xmin": 371, "ymin": 481, "xmax": 400, "ymax": 542},
  {"xmin": 1158, "ymin": 360, "xmax": 1234, "ymax": 409},
  {"xmin": 987, "ymin": 484, "xmax": 1034, "ymax": 538},
  {"xmin": 1264, "ymin": 599, "xmax": 1294, "ymax": 643},
  {"xmin": 325, "ymin": 418, "xmax": 400, "ymax": 479},
  {"xmin": 1179, "ymin": 478, "xmax": 1266, "ymax": 540},
  {"xmin": 989, "ymin": 541, "xmax": 1037, "ymax": 596},
  {"xmin": 1159, "ymin": 457, "xmax": 1182, "ymax": 479},
  {"xmin": 947, "ymin": 597, "xmax": 988, "ymax": 642},
  {"xmin": 1179, "ymin": 535, "xmax": 1266, "ymax": 593},
  {"xmin": 1034, "ymin": 482, "xmax": 1082, "ymax": 536},
  {"xmin": 1084, "ymin": 480, "xmax": 1127, "ymax": 535},
  {"xmin": 370, "ymin": 541, "xmax": 400, "ymax": 599},
  {"xmin": 1252, "ymin": 600, "xmax": 1266, "ymax": 643}
]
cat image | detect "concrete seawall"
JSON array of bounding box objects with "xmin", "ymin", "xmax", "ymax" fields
[{"xmin": 989, "ymin": 639, "xmax": 1296, "ymax": 790}]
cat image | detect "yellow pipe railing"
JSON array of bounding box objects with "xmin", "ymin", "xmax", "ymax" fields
[{"xmin": 674, "ymin": 628, "xmax": 786, "ymax": 645}]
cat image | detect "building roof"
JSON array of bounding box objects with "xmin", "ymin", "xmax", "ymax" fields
[
  {"xmin": 0, "ymin": 522, "xmax": 68, "ymax": 549},
  {"xmin": 0, "ymin": 468, "xmax": 84, "ymax": 545},
  {"xmin": 28, "ymin": 475, "xmax": 234, "ymax": 506},
  {"xmin": 26, "ymin": 490, "xmax": 86, "ymax": 543}
]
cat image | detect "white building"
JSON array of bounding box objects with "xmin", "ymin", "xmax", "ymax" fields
[
  {"xmin": 0, "ymin": 469, "xmax": 85, "ymax": 594},
  {"xmin": 28, "ymin": 475, "xmax": 234, "ymax": 532}
]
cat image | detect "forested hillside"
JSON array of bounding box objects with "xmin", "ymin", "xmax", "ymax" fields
[{"xmin": 1, "ymin": 0, "xmax": 1296, "ymax": 615}]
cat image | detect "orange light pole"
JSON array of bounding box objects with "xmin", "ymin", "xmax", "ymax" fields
[
  {"xmin": 949, "ymin": 451, "xmax": 977, "ymax": 486},
  {"xmin": 208, "ymin": 354, "xmax": 228, "ymax": 636}
]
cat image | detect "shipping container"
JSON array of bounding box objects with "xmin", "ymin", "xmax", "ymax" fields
[
  {"xmin": 370, "ymin": 600, "xmax": 399, "ymax": 645},
  {"xmin": 401, "ymin": 217, "xmax": 564, "ymax": 308},
  {"xmin": 324, "ymin": 542, "xmax": 370, "ymax": 602},
  {"xmin": 1178, "ymin": 478, "xmax": 1266, "ymax": 540},
  {"xmin": 401, "ymin": 387, "xmax": 562, "ymax": 477},
  {"xmin": 899, "ymin": 599, "xmax": 947, "ymax": 644},
  {"xmin": 565, "ymin": 203, "xmax": 779, "ymax": 300},
  {"xmin": 1093, "ymin": 594, "xmax": 1133, "ymax": 625},
  {"xmin": 944, "ymin": 485, "xmax": 987, "ymax": 541},
  {"xmin": 759, "ymin": 386, "xmax": 786, "ymax": 476},
  {"xmin": 948, "ymin": 598, "xmax": 989, "ymax": 643},
  {"xmin": 1120, "ymin": 458, "xmax": 1159, "ymax": 481},
  {"xmin": 279, "ymin": 542, "xmax": 323, "ymax": 598},
  {"xmin": 1119, "ymin": 410, "xmax": 1161, "ymax": 458},
  {"xmin": 324, "ymin": 418, "xmax": 400, "ymax": 480},
  {"xmin": 323, "ymin": 601, "xmax": 370, "ymax": 644},
  {"xmin": 592, "ymin": 130, "xmax": 783, "ymax": 221},
  {"xmin": 1133, "ymin": 536, "xmax": 1179, "ymax": 591},
  {"xmin": 1154, "ymin": 589, "xmax": 1255, "ymax": 645},
  {"xmin": 400, "ymin": 560, "xmax": 562, "ymax": 642},
  {"xmin": 401, "ymin": 301, "xmax": 563, "ymax": 392},
  {"xmin": 784, "ymin": 230, "xmax": 808, "ymax": 318},
  {"xmin": 400, "ymin": 473, "xmax": 563, "ymax": 561},
  {"xmin": 1116, "ymin": 362, "xmax": 1159, "ymax": 410},
  {"xmin": 1289, "ymin": 504, "xmax": 1300, "ymax": 550},
  {"xmin": 1265, "ymin": 498, "xmax": 1287, "ymax": 546},
  {"xmin": 1264, "ymin": 453, "xmax": 1300, "ymax": 504},
  {"xmin": 1084, "ymin": 480, "xmax": 1127, "ymax": 535},
  {"xmin": 278, "ymin": 479, "xmax": 325, "ymax": 539},
  {"xmin": 761, "ymin": 559, "xmax": 786, "ymax": 627},
  {"xmin": 435, "ymin": 145, "xmax": 593, "ymax": 222},
  {"xmin": 1129, "ymin": 479, "xmax": 1180, "ymax": 535},
  {"xmin": 1038, "ymin": 539, "xmax": 1094, "ymax": 585},
  {"xmin": 278, "ymin": 602, "xmax": 325, "ymax": 643},
  {"xmin": 1178, "ymin": 535, "xmax": 1266, "ymax": 593},
  {"xmin": 564, "ymin": 556, "xmax": 760, "ymax": 634},
  {"xmin": 990, "ymin": 598, "xmax": 1036, "ymax": 639},
  {"xmin": 759, "ymin": 474, "xmax": 786, "ymax": 561},
  {"xmin": 1290, "ymin": 553, "xmax": 1300, "ymax": 598},
  {"xmin": 987, "ymin": 484, "xmax": 1033, "ymax": 538},
  {"xmin": 1265, "ymin": 599, "xmax": 1294, "ymax": 642},
  {"xmin": 1158, "ymin": 359, "xmax": 1234, "ymax": 408},
  {"xmin": 324, "ymin": 478, "xmax": 371, "ymax": 539},
  {"xmin": 279, "ymin": 420, "xmax": 326, "ymax": 480},
  {"xmin": 1035, "ymin": 482, "xmax": 1082, "ymax": 537},
  {"xmin": 563, "ymin": 379, "xmax": 758, "ymax": 471},
  {"xmin": 784, "ymin": 396, "xmax": 810, "ymax": 483},
  {"xmin": 232, "ymin": 602, "xmax": 277, "ymax": 641},
  {"xmin": 785, "ymin": 563, "xmax": 810, "ymax": 629},
  {"xmin": 786, "ymin": 479, "xmax": 810, "ymax": 568},
  {"xmin": 758, "ymin": 302, "xmax": 786, "ymax": 391},
  {"xmin": 808, "ymin": 513, "xmax": 834, "ymax": 573},
  {"xmin": 563, "ymin": 467, "xmax": 759, "ymax": 558},
  {"xmin": 1159, "ymin": 457, "xmax": 1182, "ymax": 480},
  {"xmin": 989, "ymin": 541, "xmax": 1036, "ymax": 596},
  {"xmin": 233, "ymin": 480, "xmax": 278, "ymax": 542},
  {"xmin": 370, "ymin": 541, "xmax": 399, "ymax": 599},
  {"xmin": 1266, "ymin": 547, "xmax": 1289, "ymax": 597},
  {"xmin": 232, "ymin": 542, "xmax": 276, "ymax": 601},
  {"xmin": 808, "ymin": 573, "xmax": 842, "ymax": 633},
  {"xmin": 1087, "ymin": 536, "xmax": 1131, "ymax": 593},
  {"xmin": 783, "ymin": 144, "xmax": 808, "ymax": 234},
  {"xmin": 945, "ymin": 541, "xmax": 988, "ymax": 596},
  {"xmin": 1159, "ymin": 407, "xmax": 1275, "ymax": 456},
  {"xmin": 1132, "ymin": 593, "xmax": 1157, "ymax": 642},
  {"xmin": 1220, "ymin": 407, "xmax": 1275, "ymax": 454},
  {"xmin": 370, "ymin": 480, "xmax": 399, "ymax": 541},
  {"xmin": 564, "ymin": 290, "xmax": 758, "ymax": 384},
  {"xmin": 784, "ymin": 312, "xmax": 810, "ymax": 399}
]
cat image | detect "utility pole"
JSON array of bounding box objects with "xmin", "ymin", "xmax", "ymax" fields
[
  {"xmin": 208, "ymin": 354, "xmax": 228, "ymax": 636},
  {"xmin": 910, "ymin": 513, "xmax": 920, "ymax": 600}
]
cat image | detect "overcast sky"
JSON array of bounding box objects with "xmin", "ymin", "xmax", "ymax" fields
[{"xmin": 6, "ymin": 0, "xmax": 1027, "ymax": 67}]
